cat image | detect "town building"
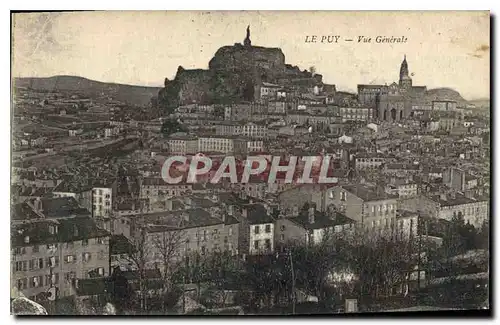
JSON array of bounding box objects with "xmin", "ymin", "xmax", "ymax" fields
[
  {"xmin": 275, "ymin": 203, "xmax": 355, "ymax": 249},
  {"xmin": 11, "ymin": 216, "xmax": 110, "ymax": 301}
]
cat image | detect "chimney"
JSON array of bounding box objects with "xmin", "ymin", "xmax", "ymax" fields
[{"xmin": 308, "ymin": 206, "xmax": 315, "ymax": 224}]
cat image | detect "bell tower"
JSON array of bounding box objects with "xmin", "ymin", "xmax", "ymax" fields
[{"xmin": 399, "ymin": 54, "xmax": 412, "ymax": 89}]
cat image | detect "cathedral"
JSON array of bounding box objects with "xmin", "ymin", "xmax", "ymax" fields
[{"xmin": 357, "ymin": 56, "xmax": 427, "ymax": 122}]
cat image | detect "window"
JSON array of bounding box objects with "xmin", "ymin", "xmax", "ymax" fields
[
  {"xmin": 203, "ymin": 230, "xmax": 207, "ymax": 241},
  {"xmin": 82, "ymin": 252, "xmax": 91, "ymax": 262},
  {"xmin": 254, "ymin": 240, "xmax": 260, "ymax": 250},
  {"xmin": 281, "ymin": 225, "xmax": 286, "ymax": 231},
  {"xmin": 29, "ymin": 259, "xmax": 34, "ymax": 271},
  {"xmin": 48, "ymin": 225, "xmax": 57, "ymax": 235},
  {"xmin": 65, "ymin": 272, "xmax": 76, "ymax": 282},
  {"xmin": 31, "ymin": 276, "xmax": 42, "ymax": 288},
  {"xmin": 52, "ymin": 273, "xmax": 59, "ymax": 285},
  {"xmin": 340, "ymin": 191, "xmax": 346, "ymax": 201},
  {"xmin": 280, "ymin": 234, "xmax": 285, "ymax": 241},
  {"xmin": 15, "ymin": 261, "xmax": 23, "ymax": 272},
  {"xmin": 329, "ymin": 191, "xmax": 334, "ymax": 199},
  {"xmin": 254, "ymin": 226, "xmax": 260, "ymax": 235},
  {"xmin": 17, "ymin": 278, "xmax": 28, "ymax": 290},
  {"xmin": 371, "ymin": 206, "xmax": 375, "ymax": 213},
  {"xmin": 82, "ymin": 239, "xmax": 89, "ymax": 246},
  {"xmin": 97, "ymin": 237, "xmax": 105, "ymax": 245},
  {"xmin": 265, "ymin": 239, "xmax": 271, "ymax": 250},
  {"xmin": 33, "ymin": 245, "xmax": 39, "ymax": 253},
  {"xmin": 228, "ymin": 227, "xmax": 233, "ymax": 236},
  {"xmin": 65, "ymin": 255, "xmax": 75, "ymax": 263},
  {"xmin": 38, "ymin": 258, "xmax": 44, "ymax": 269},
  {"xmin": 265, "ymin": 225, "xmax": 271, "ymax": 233},
  {"xmin": 201, "ymin": 246, "xmax": 206, "ymax": 255}
]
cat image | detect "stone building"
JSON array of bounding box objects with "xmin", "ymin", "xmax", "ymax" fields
[
  {"xmin": 357, "ymin": 56, "xmax": 427, "ymax": 122},
  {"xmin": 11, "ymin": 217, "xmax": 110, "ymax": 302}
]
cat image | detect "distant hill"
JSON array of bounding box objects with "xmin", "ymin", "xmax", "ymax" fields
[
  {"xmin": 13, "ymin": 76, "xmax": 161, "ymax": 106},
  {"xmin": 468, "ymin": 98, "xmax": 490, "ymax": 108},
  {"xmin": 425, "ymin": 88, "xmax": 468, "ymax": 107}
]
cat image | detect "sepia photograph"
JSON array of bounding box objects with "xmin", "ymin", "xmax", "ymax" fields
[{"xmin": 9, "ymin": 11, "xmax": 490, "ymax": 316}]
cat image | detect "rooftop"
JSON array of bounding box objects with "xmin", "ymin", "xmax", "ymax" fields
[
  {"xmin": 290, "ymin": 209, "xmax": 355, "ymax": 230},
  {"xmin": 245, "ymin": 203, "xmax": 274, "ymax": 224},
  {"xmin": 342, "ymin": 184, "xmax": 398, "ymax": 202},
  {"xmin": 11, "ymin": 216, "xmax": 110, "ymax": 247}
]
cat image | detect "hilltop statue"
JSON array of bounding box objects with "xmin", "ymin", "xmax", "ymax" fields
[{"xmin": 244, "ymin": 25, "xmax": 252, "ymax": 47}]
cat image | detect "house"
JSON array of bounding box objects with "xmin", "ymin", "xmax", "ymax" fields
[
  {"xmin": 69, "ymin": 128, "xmax": 83, "ymax": 137},
  {"xmin": 11, "ymin": 216, "xmax": 110, "ymax": 302},
  {"xmin": 275, "ymin": 202, "xmax": 355, "ymax": 249},
  {"xmin": 239, "ymin": 203, "xmax": 275, "ymax": 256},
  {"xmin": 126, "ymin": 207, "xmax": 240, "ymax": 271},
  {"xmin": 109, "ymin": 234, "xmax": 134, "ymax": 270},
  {"xmin": 385, "ymin": 177, "xmax": 419, "ymax": 198},
  {"xmin": 354, "ymin": 153, "xmax": 387, "ymax": 170},
  {"xmin": 321, "ymin": 185, "xmax": 399, "ymax": 236},
  {"xmin": 139, "ymin": 178, "xmax": 193, "ymax": 204}
]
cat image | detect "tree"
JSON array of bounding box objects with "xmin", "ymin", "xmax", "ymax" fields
[
  {"xmin": 160, "ymin": 119, "xmax": 186, "ymax": 138},
  {"xmin": 125, "ymin": 226, "xmax": 152, "ymax": 312},
  {"xmin": 200, "ymin": 252, "xmax": 243, "ymax": 308},
  {"xmin": 475, "ymin": 219, "xmax": 489, "ymax": 249},
  {"xmin": 151, "ymin": 228, "xmax": 186, "ymax": 311}
]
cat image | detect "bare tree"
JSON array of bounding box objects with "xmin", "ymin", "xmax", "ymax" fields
[
  {"xmin": 126, "ymin": 226, "xmax": 152, "ymax": 312},
  {"xmin": 150, "ymin": 227, "xmax": 186, "ymax": 311}
]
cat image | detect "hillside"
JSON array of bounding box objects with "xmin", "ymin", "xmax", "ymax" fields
[
  {"xmin": 13, "ymin": 76, "xmax": 161, "ymax": 107},
  {"xmin": 425, "ymin": 88, "xmax": 468, "ymax": 107},
  {"xmin": 468, "ymin": 98, "xmax": 490, "ymax": 108},
  {"xmin": 157, "ymin": 27, "xmax": 321, "ymax": 111}
]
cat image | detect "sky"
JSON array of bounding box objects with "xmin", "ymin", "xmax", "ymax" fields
[{"xmin": 12, "ymin": 11, "xmax": 490, "ymax": 99}]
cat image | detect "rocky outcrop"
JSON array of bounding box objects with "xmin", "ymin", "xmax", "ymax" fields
[{"xmin": 157, "ymin": 27, "xmax": 320, "ymax": 110}]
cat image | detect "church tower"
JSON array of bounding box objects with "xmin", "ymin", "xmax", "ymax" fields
[
  {"xmin": 244, "ymin": 25, "xmax": 252, "ymax": 47},
  {"xmin": 399, "ymin": 55, "xmax": 412, "ymax": 89}
]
